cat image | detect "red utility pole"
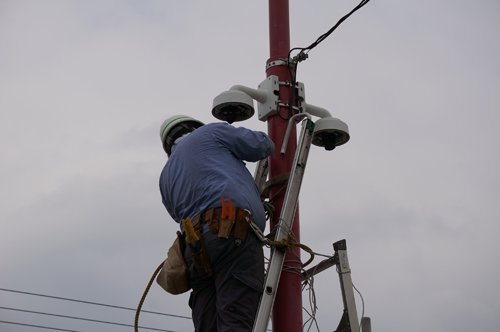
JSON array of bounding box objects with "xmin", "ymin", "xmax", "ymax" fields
[{"xmin": 266, "ymin": 1, "xmax": 303, "ymax": 331}]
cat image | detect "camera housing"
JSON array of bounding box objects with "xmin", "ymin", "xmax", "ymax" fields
[{"xmin": 212, "ymin": 90, "xmax": 255, "ymax": 124}]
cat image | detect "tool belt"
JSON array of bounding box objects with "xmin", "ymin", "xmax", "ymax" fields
[{"xmin": 186, "ymin": 198, "xmax": 252, "ymax": 279}]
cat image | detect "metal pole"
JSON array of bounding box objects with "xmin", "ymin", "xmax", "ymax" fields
[{"xmin": 266, "ymin": 1, "xmax": 302, "ymax": 331}]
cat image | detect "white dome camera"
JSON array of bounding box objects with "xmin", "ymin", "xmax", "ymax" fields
[
  {"xmin": 312, "ymin": 117, "xmax": 350, "ymax": 150},
  {"xmin": 302, "ymin": 102, "xmax": 350, "ymax": 150},
  {"xmin": 212, "ymin": 90, "xmax": 255, "ymax": 124}
]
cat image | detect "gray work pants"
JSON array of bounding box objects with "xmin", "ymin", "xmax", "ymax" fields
[{"xmin": 183, "ymin": 229, "xmax": 264, "ymax": 332}]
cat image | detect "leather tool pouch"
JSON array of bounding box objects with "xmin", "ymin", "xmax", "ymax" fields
[
  {"xmin": 217, "ymin": 207, "xmax": 237, "ymax": 239},
  {"xmin": 156, "ymin": 231, "xmax": 191, "ymax": 294},
  {"xmin": 189, "ymin": 216, "xmax": 212, "ymax": 279},
  {"xmin": 233, "ymin": 209, "xmax": 251, "ymax": 246}
]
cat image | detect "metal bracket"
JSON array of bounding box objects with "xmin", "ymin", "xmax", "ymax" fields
[
  {"xmin": 257, "ymin": 76, "xmax": 280, "ymax": 121},
  {"xmin": 265, "ymin": 58, "xmax": 294, "ymax": 71}
]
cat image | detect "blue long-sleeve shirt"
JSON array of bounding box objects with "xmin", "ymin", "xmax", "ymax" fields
[{"xmin": 159, "ymin": 122, "xmax": 275, "ymax": 232}]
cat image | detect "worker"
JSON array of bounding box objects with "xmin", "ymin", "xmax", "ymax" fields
[{"xmin": 159, "ymin": 115, "xmax": 275, "ymax": 332}]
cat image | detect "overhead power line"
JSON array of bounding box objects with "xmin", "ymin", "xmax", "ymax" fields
[
  {"xmin": 0, "ymin": 287, "xmax": 190, "ymax": 320},
  {"xmin": 0, "ymin": 306, "xmax": 175, "ymax": 332},
  {"xmin": 0, "ymin": 320, "xmax": 83, "ymax": 332}
]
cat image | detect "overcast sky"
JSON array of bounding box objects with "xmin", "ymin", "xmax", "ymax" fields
[{"xmin": 1, "ymin": 1, "xmax": 499, "ymax": 331}]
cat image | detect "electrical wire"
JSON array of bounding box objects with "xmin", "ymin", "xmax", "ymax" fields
[
  {"xmin": 285, "ymin": 0, "xmax": 372, "ymax": 120},
  {"xmin": 0, "ymin": 306, "xmax": 174, "ymax": 332},
  {"xmin": 303, "ymin": 273, "xmax": 320, "ymax": 332},
  {"xmin": 0, "ymin": 320, "xmax": 83, "ymax": 332},
  {"xmin": 290, "ymin": 0, "xmax": 372, "ymax": 58},
  {"xmin": 0, "ymin": 288, "xmax": 190, "ymax": 320}
]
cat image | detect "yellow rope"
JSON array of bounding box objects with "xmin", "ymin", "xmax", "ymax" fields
[
  {"xmin": 135, "ymin": 261, "xmax": 164, "ymax": 332},
  {"xmin": 266, "ymin": 236, "xmax": 315, "ymax": 268}
]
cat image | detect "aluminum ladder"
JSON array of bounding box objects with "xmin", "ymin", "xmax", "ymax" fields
[{"xmin": 252, "ymin": 113, "xmax": 368, "ymax": 332}]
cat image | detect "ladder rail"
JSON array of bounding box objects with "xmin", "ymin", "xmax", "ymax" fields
[
  {"xmin": 333, "ymin": 240, "xmax": 360, "ymax": 332},
  {"xmin": 253, "ymin": 115, "xmax": 314, "ymax": 332},
  {"xmin": 252, "ymin": 116, "xmax": 368, "ymax": 332}
]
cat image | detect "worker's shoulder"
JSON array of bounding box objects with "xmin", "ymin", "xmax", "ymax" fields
[
  {"xmin": 205, "ymin": 121, "xmax": 229, "ymax": 129},
  {"xmin": 198, "ymin": 122, "xmax": 261, "ymax": 138},
  {"xmin": 197, "ymin": 122, "xmax": 234, "ymax": 135},
  {"xmin": 195, "ymin": 121, "xmax": 226, "ymax": 132},
  {"xmin": 185, "ymin": 122, "xmax": 228, "ymax": 143}
]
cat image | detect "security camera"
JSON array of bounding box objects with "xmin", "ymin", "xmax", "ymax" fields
[
  {"xmin": 312, "ymin": 117, "xmax": 350, "ymax": 150},
  {"xmin": 301, "ymin": 102, "xmax": 349, "ymax": 150},
  {"xmin": 212, "ymin": 83, "xmax": 274, "ymax": 124},
  {"xmin": 212, "ymin": 90, "xmax": 255, "ymax": 124}
]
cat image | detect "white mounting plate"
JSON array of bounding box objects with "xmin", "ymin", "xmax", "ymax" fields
[{"xmin": 257, "ymin": 75, "xmax": 279, "ymax": 121}]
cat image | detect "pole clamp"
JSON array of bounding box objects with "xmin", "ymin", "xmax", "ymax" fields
[{"xmin": 265, "ymin": 58, "xmax": 295, "ymax": 72}]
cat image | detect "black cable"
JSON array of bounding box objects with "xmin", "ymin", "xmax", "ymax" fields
[
  {"xmin": 0, "ymin": 288, "xmax": 190, "ymax": 320},
  {"xmin": 0, "ymin": 320, "xmax": 83, "ymax": 332},
  {"xmin": 285, "ymin": 0, "xmax": 372, "ymax": 115},
  {"xmin": 0, "ymin": 306, "xmax": 175, "ymax": 332},
  {"xmin": 290, "ymin": 0, "xmax": 372, "ymax": 58}
]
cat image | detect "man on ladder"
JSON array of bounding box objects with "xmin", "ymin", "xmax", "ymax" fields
[{"xmin": 159, "ymin": 115, "xmax": 275, "ymax": 332}]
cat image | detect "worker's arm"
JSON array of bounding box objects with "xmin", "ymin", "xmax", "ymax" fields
[{"xmin": 213, "ymin": 123, "xmax": 275, "ymax": 162}]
